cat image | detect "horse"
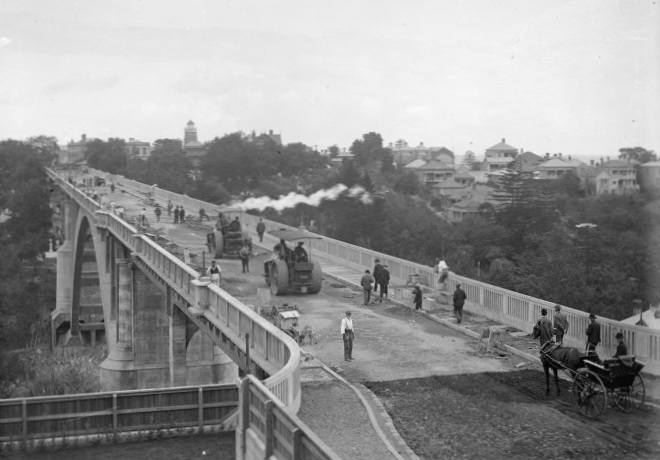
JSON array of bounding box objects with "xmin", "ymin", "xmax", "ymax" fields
[{"xmin": 539, "ymin": 341, "xmax": 582, "ymax": 395}]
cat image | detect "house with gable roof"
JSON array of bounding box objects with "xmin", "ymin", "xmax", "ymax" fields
[
  {"xmin": 595, "ymin": 159, "xmax": 638, "ymax": 194},
  {"xmin": 405, "ymin": 159, "xmax": 456, "ymax": 190},
  {"xmin": 480, "ymin": 138, "xmax": 518, "ymax": 172},
  {"xmin": 536, "ymin": 157, "xmax": 577, "ymax": 179},
  {"xmin": 389, "ymin": 139, "xmax": 454, "ymax": 165}
]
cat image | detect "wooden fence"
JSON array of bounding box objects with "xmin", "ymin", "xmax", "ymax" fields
[{"xmin": 0, "ymin": 384, "xmax": 237, "ymax": 446}]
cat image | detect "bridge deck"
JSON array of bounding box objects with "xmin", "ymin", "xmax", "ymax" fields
[{"xmin": 54, "ymin": 170, "xmax": 660, "ymax": 459}]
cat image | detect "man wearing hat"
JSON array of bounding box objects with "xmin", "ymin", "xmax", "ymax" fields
[
  {"xmin": 372, "ymin": 259, "xmax": 383, "ymax": 293},
  {"xmin": 533, "ymin": 308, "xmax": 554, "ymax": 346},
  {"xmin": 585, "ymin": 313, "xmax": 601, "ymax": 355},
  {"xmin": 293, "ymin": 241, "xmax": 308, "ymax": 262},
  {"xmin": 453, "ymin": 283, "xmax": 467, "ymax": 324},
  {"xmin": 341, "ymin": 311, "xmax": 355, "ymax": 361},
  {"xmin": 553, "ymin": 304, "xmax": 569, "ymax": 345},
  {"xmin": 614, "ymin": 332, "xmax": 628, "ymax": 358}
]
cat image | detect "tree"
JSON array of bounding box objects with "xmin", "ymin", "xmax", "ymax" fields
[
  {"xmin": 202, "ymin": 133, "xmax": 278, "ymax": 198},
  {"xmin": 328, "ymin": 145, "xmax": 340, "ymax": 158},
  {"xmin": 26, "ymin": 135, "xmax": 60, "ymax": 165},
  {"xmin": 85, "ymin": 138, "xmax": 128, "ymax": 174},
  {"xmin": 142, "ymin": 151, "xmax": 189, "ymax": 194},
  {"xmin": 350, "ymin": 132, "xmax": 393, "ymax": 172},
  {"xmin": 618, "ymin": 147, "xmax": 657, "ymax": 164},
  {"xmin": 462, "ymin": 150, "xmax": 476, "ymax": 170},
  {"xmin": 393, "ymin": 171, "xmax": 421, "ymax": 195}
]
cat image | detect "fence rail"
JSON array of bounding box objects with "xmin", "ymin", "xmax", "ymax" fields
[{"xmin": 0, "ymin": 384, "xmax": 237, "ymax": 444}]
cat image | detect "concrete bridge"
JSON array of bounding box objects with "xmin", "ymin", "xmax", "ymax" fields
[{"xmin": 44, "ymin": 166, "xmax": 660, "ymax": 458}]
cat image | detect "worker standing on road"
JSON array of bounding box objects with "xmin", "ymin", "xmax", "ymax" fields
[
  {"xmin": 341, "ymin": 311, "xmax": 354, "ymax": 362},
  {"xmin": 154, "ymin": 205, "xmax": 162, "ymax": 222},
  {"xmin": 586, "ymin": 313, "xmax": 601, "ymax": 356},
  {"xmin": 553, "ymin": 304, "xmax": 569, "ymax": 345},
  {"xmin": 207, "ymin": 260, "xmax": 221, "ymax": 286},
  {"xmin": 140, "ymin": 208, "xmax": 147, "ymax": 226},
  {"xmin": 167, "ymin": 200, "xmax": 173, "ymax": 216},
  {"xmin": 239, "ymin": 244, "xmax": 250, "ymax": 273},
  {"xmin": 174, "ymin": 206, "xmax": 180, "ymax": 224},
  {"xmin": 378, "ymin": 264, "xmax": 390, "ymax": 303},
  {"xmin": 453, "ymin": 283, "xmax": 467, "ymax": 324},
  {"xmin": 179, "ymin": 207, "xmax": 186, "ymax": 224},
  {"xmin": 373, "ymin": 259, "xmax": 383, "ymax": 294},
  {"xmin": 412, "ymin": 283, "xmax": 423, "ymax": 310},
  {"xmin": 360, "ymin": 270, "xmax": 374, "ymax": 305},
  {"xmin": 257, "ymin": 218, "xmax": 266, "ymax": 242}
]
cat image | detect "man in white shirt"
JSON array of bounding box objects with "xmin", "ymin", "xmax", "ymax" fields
[{"xmin": 341, "ymin": 311, "xmax": 355, "ymax": 362}]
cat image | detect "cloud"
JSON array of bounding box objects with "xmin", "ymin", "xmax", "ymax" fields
[
  {"xmin": 0, "ymin": 37, "xmax": 10, "ymax": 47},
  {"xmin": 44, "ymin": 73, "xmax": 120, "ymax": 95}
]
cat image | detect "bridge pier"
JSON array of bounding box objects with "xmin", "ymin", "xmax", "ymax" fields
[{"xmin": 100, "ymin": 259, "xmax": 237, "ymax": 391}]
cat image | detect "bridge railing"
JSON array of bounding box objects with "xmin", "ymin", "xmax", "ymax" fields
[
  {"xmin": 85, "ymin": 167, "xmax": 660, "ymax": 375},
  {"xmin": 237, "ymin": 375, "xmax": 341, "ymax": 460},
  {"xmin": 0, "ymin": 384, "xmax": 237, "ymax": 446},
  {"xmin": 47, "ymin": 168, "xmax": 303, "ymax": 409}
]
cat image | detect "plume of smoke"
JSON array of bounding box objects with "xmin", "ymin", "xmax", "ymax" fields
[{"xmin": 229, "ymin": 184, "xmax": 372, "ymax": 212}]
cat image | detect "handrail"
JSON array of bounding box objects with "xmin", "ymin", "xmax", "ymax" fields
[{"xmin": 47, "ymin": 168, "xmax": 302, "ymax": 410}]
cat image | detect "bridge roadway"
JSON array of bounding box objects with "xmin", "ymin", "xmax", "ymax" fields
[{"xmin": 58, "ymin": 171, "xmax": 660, "ymax": 459}]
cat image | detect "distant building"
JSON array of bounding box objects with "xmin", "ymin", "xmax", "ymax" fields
[
  {"xmin": 389, "ymin": 139, "xmax": 454, "ymax": 165},
  {"xmin": 536, "ymin": 157, "xmax": 577, "ymax": 179},
  {"xmin": 480, "ymin": 138, "xmax": 518, "ymax": 172},
  {"xmin": 59, "ymin": 134, "xmax": 92, "ymax": 164},
  {"xmin": 245, "ymin": 129, "xmax": 283, "ymax": 147},
  {"xmin": 621, "ymin": 305, "xmax": 660, "ymax": 330},
  {"xmin": 183, "ymin": 120, "xmax": 206, "ymax": 179},
  {"xmin": 125, "ymin": 138, "xmax": 151, "ymax": 161},
  {"xmin": 404, "ymin": 159, "xmax": 455, "ymax": 190},
  {"xmin": 595, "ymin": 159, "xmax": 638, "ymax": 195}
]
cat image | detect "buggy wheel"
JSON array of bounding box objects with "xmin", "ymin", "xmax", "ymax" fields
[
  {"xmin": 270, "ymin": 259, "xmax": 289, "ymax": 296},
  {"xmin": 612, "ymin": 374, "xmax": 645, "ymax": 413},
  {"xmin": 571, "ymin": 369, "xmax": 607, "ymax": 419}
]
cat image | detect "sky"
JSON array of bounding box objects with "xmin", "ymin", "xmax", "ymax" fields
[{"xmin": 0, "ymin": 0, "xmax": 658, "ymax": 161}]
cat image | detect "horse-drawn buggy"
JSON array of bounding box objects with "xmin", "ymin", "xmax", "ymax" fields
[{"xmin": 540, "ymin": 342, "xmax": 645, "ymax": 419}]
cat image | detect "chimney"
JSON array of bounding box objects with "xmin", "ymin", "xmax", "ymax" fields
[
  {"xmin": 553, "ymin": 153, "xmax": 557, "ymax": 158},
  {"xmin": 502, "ymin": 138, "xmax": 505, "ymax": 143},
  {"xmin": 559, "ymin": 152, "xmax": 562, "ymax": 158},
  {"xmin": 269, "ymin": 129, "xmax": 273, "ymax": 135},
  {"xmin": 252, "ymin": 130, "xmax": 256, "ymax": 137},
  {"xmin": 82, "ymin": 134, "xmax": 87, "ymax": 142},
  {"xmin": 607, "ymin": 156, "xmax": 610, "ymax": 162}
]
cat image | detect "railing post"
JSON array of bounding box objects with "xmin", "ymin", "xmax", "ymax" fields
[
  {"xmin": 264, "ymin": 400, "xmax": 274, "ymax": 458},
  {"xmin": 292, "ymin": 427, "xmax": 302, "ymax": 460},
  {"xmin": 22, "ymin": 399, "xmax": 27, "ymax": 442},
  {"xmin": 113, "ymin": 393, "xmax": 118, "ymax": 432},
  {"xmin": 198, "ymin": 387, "xmax": 204, "ymax": 433},
  {"xmin": 245, "ymin": 333, "xmax": 251, "ymax": 375}
]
